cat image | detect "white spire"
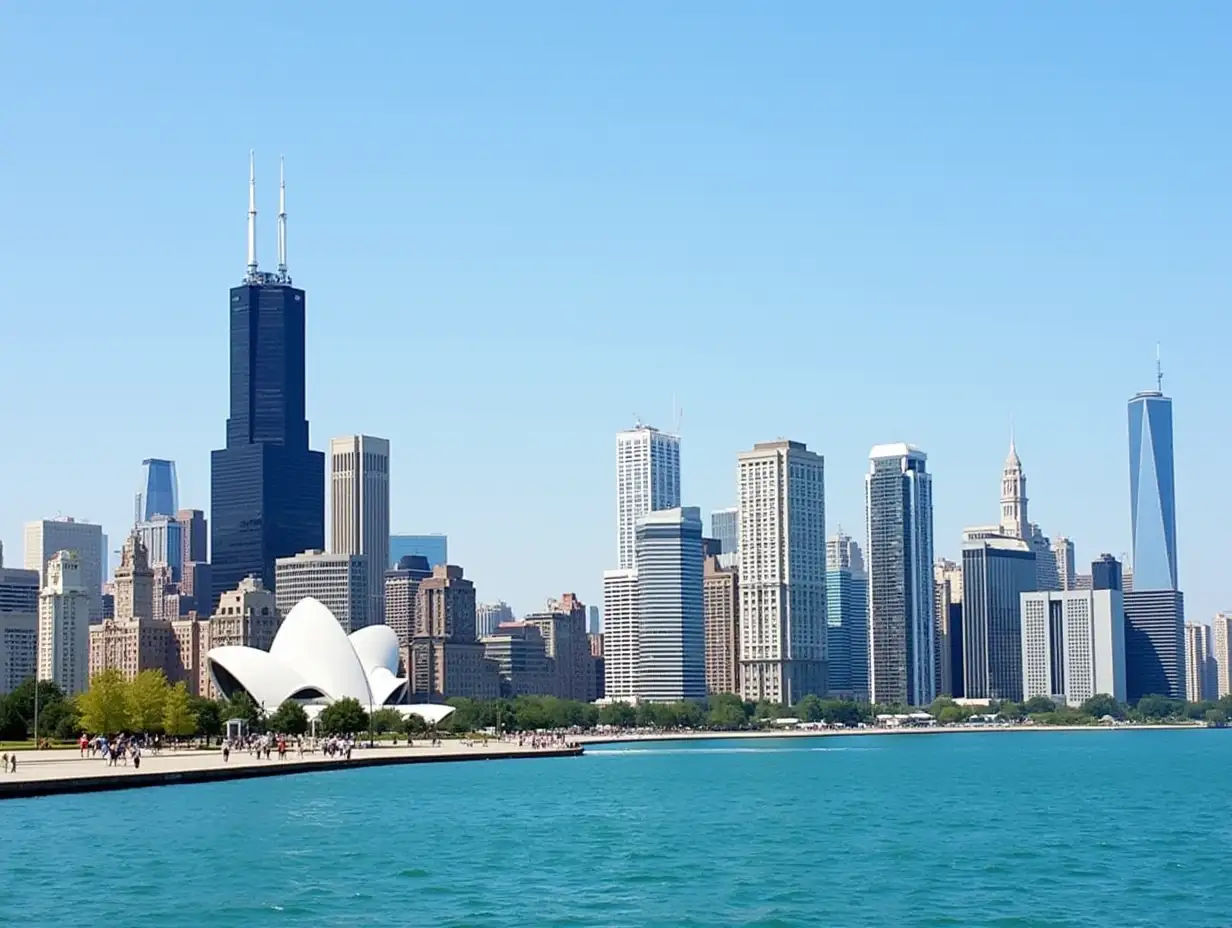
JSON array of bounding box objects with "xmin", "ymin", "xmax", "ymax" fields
[
  {"xmin": 246, "ymin": 150, "xmax": 258, "ymax": 277},
  {"xmin": 277, "ymin": 155, "xmax": 288, "ymax": 279},
  {"xmin": 1156, "ymin": 342, "xmax": 1163, "ymax": 392}
]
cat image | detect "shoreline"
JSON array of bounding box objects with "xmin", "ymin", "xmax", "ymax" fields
[
  {"xmin": 577, "ymin": 723, "xmax": 1206, "ymax": 746},
  {"xmin": 0, "ymin": 742, "xmax": 581, "ymax": 801}
]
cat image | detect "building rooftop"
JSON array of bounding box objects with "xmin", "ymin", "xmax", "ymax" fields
[{"xmin": 869, "ymin": 443, "xmax": 925, "ymax": 460}]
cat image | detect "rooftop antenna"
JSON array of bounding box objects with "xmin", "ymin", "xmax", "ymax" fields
[
  {"xmin": 277, "ymin": 155, "xmax": 288, "ymax": 280},
  {"xmin": 1155, "ymin": 342, "xmax": 1163, "ymax": 392},
  {"xmin": 246, "ymin": 150, "xmax": 258, "ymax": 278}
]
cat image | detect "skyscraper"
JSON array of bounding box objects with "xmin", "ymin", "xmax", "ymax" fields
[
  {"xmin": 1123, "ymin": 589, "xmax": 1186, "ymax": 701},
  {"xmin": 703, "ymin": 554, "xmax": 739, "ymax": 695},
  {"xmin": 1021, "ymin": 590, "xmax": 1126, "ymax": 706},
  {"xmin": 1212, "ymin": 613, "xmax": 1232, "ymax": 699},
  {"xmin": 135, "ymin": 515, "xmax": 184, "ymax": 581},
  {"xmin": 710, "ymin": 507, "xmax": 739, "ymax": 561},
  {"xmin": 1128, "ymin": 374, "xmax": 1177, "ymax": 591},
  {"xmin": 176, "ymin": 509, "xmax": 208, "ymax": 564},
  {"xmin": 933, "ymin": 559, "xmax": 964, "ymax": 697},
  {"xmin": 384, "ymin": 555, "xmax": 432, "ymax": 646},
  {"xmin": 738, "ymin": 440, "xmax": 827, "ymax": 704},
  {"xmin": 826, "ymin": 531, "xmax": 868, "ymax": 699},
  {"xmin": 88, "ymin": 533, "xmax": 172, "ymax": 682},
  {"xmin": 330, "ymin": 434, "xmax": 390, "ymax": 628},
  {"xmin": 38, "ymin": 551, "xmax": 91, "ymax": 694},
  {"xmin": 476, "ymin": 601, "xmax": 515, "ymax": 639},
  {"xmin": 602, "ymin": 568, "xmax": 639, "ymax": 701},
  {"xmin": 388, "ymin": 534, "xmax": 448, "ymax": 569},
  {"xmin": 409, "ymin": 565, "xmax": 495, "ymax": 700},
  {"xmin": 588, "ymin": 605, "xmax": 601, "ymax": 635},
  {"xmin": 866, "ymin": 444, "xmax": 935, "ymax": 706},
  {"xmin": 962, "ymin": 535, "xmax": 1036, "ymax": 701},
  {"xmin": 636, "ymin": 507, "xmax": 706, "ymax": 702},
  {"xmin": 1091, "ymin": 554, "xmax": 1123, "ymax": 591},
  {"xmin": 0, "ymin": 567, "xmax": 39, "ymax": 695},
  {"xmin": 274, "ymin": 549, "xmax": 370, "ymax": 634},
  {"xmin": 1184, "ymin": 622, "xmax": 1214, "ymax": 703},
  {"xmin": 135, "ymin": 458, "xmax": 179, "ymax": 523},
  {"xmin": 1052, "ymin": 537, "xmax": 1076, "ymax": 591},
  {"xmin": 24, "ymin": 518, "xmax": 104, "ymax": 623},
  {"xmin": 616, "ymin": 423, "xmax": 681, "ymax": 570},
  {"xmin": 211, "ymin": 154, "xmax": 325, "ymax": 608}
]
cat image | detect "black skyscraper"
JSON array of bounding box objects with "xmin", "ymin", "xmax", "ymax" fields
[{"xmin": 210, "ymin": 156, "xmax": 324, "ymax": 607}]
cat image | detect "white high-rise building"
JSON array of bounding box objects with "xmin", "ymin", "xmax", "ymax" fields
[
  {"xmin": 1021, "ymin": 589, "xmax": 1126, "ymax": 707},
  {"xmin": 1212, "ymin": 613, "xmax": 1232, "ymax": 698},
  {"xmin": 616, "ymin": 424, "xmax": 680, "ymax": 570},
  {"xmin": 602, "ymin": 568, "xmax": 639, "ymax": 701},
  {"xmin": 1184, "ymin": 622, "xmax": 1214, "ymax": 702},
  {"xmin": 476, "ymin": 601, "xmax": 515, "ymax": 638},
  {"xmin": 24, "ymin": 518, "xmax": 104, "ymax": 623},
  {"xmin": 737, "ymin": 440, "xmax": 827, "ymax": 704},
  {"xmin": 999, "ymin": 438, "xmax": 1029, "ymax": 540},
  {"xmin": 275, "ymin": 550, "xmax": 370, "ymax": 633},
  {"xmin": 636, "ymin": 507, "xmax": 705, "ymax": 702},
  {"xmin": 330, "ymin": 435, "xmax": 390, "ymax": 628},
  {"xmin": 38, "ymin": 551, "xmax": 92, "ymax": 694},
  {"xmin": 1052, "ymin": 537, "xmax": 1076, "ymax": 590},
  {"xmin": 0, "ymin": 566, "xmax": 40, "ymax": 694},
  {"xmin": 866, "ymin": 444, "xmax": 935, "ymax": 706}
]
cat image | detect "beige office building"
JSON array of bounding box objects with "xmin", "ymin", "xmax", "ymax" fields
[
  {"xmin": 88, "ymin": 533, "xmax": 172, "ymax": 682},
  {"xmin": 24, "ymin": 517, "xmax": 104, "ymax": 622},
  {"xmin": 703, "ymin": 555, "xmax": 739, "ymax": 695},
  {"xmin": 1184, "ymin": 622, "xmax": 1214, "ymax": 702},
  {"xmin": 38, "ymin": 551, "xmax": 91, "ymax": 694},
  {"xmin": 210, "ymin": 576, "xmax": 280, "ymax": 651},
  {"xmin": 275, "ymin": 549, "xmax": 370, "ymax": 633},
  {"xmin": 1213, "ymin": 613, "xmax": 1232, "ymax": 699},
  {"xmin": 330, "ymin": 434, "xmax": 390, "ymax": 628}
]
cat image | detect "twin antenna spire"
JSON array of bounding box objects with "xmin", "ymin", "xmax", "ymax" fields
[{"xmin": 245, "ymin": 150, "xmax": 290, "ymax": 284}]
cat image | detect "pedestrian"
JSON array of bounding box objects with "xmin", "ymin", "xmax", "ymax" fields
[
  {"xmin": 10, "ymin": 754, "xmax": 17, "ymax": 774},
  {"xmin": 1, "ymin": 753, "xmax": 7, "ymax": 773},
  {"xmin": 132, "ymin": 747, "xmax": 141, "ymax": 770}
]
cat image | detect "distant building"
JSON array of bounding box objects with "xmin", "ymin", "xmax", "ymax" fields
[
  {"xmin": 330, "ymin": 435, "xmax": 390, "ymax": 628},
  {"xmin": 137, "ymin": 515, "xmax": 184, "ymax": 581},
  {"xmin": 180, "ymin": 561, "xmax": 213, "ymax": 617},
  {"xmin": 169, "ymin": 617, "xmax": 212, "ymax": 697},
  {"xmin": 636, "ymin": 507, "xmax": 705, "ymax": 702},
  {"xmin": 1184, "ymin": 622, "xmax": 1214, "ymax": 703},
  {"xmin": 616, "ymin": 423, "xmax": 681, "ymax": 571},
  {"xmin": 1128, "ymin": 385, "xmax": 1177, "ymax": 592},
  {"xmin": 0, "ymin": 566, "xmax": 39, "ymax": 694},
  {"xmin": 1213, "ymin": 613, "xmax": 1232, "ymax": 699},
  {"xmin": 826, "ymin": 531, "xmax": 868, "ymax": 700},
  {"xmin": 24, "ymin": 518, "xmax": 104, "ymax": 623},
  {"xmin": 962, "ymin": 535, "xmax": 1036, "ymax": 701},
  {"xmin": 1123, "ymin": 590, "xmax": 1186, "ymax": 701},
  {"xmin": 588, "ymin": 605, "xmax": 601, "ymax": 635},
  {"xmin": 866, "ymin": 444, "xmax": 935, "ymax": 706},
  {"xmin": 38, "ymin": 552, "xmax": 91, "ymax": 694},
  {"xmin": 274, "ymin": 549, "xmax": 370, "ymax": 634},
  {"xmin": 703, "ymin": 555, "xmax": 739, "ymax": 696},
  {"xmin": 476, "ymin": 601, "xmax": 515, "ymax": 639},
  {"xmin": 602, "ymin": 568, "xmax": 639, "ymax": 701},
  {"xmin": 1052, "ymin": 537, "xmax": 1076, "ymax": 591},
  {"xmin": 482, "ymin": 622, "xmax": 553, "ymax": 697},
  {"xmin": 389, "ymin": 534, "xmax": 448, "ymax": 569},
  {"xmin": 738, "ymin": 440, "xmax": 826, "ymax": 704},
  {"xmin": 1091, "ymin": 554, "xmax": 1123, "ymax": 592},
  {"xmin": 88, "ymin": 533, "xmax": 172, "ymax": 682},
  {"xmin": 589, "ymin": 633, "xmax": 606, "ymax": 699},
  {"xmin": 209, "ymin": 577, "xmax": 280, "ymax": 652},
  {"xmin": 136, "ymin": 458, "xmax": 179, "ymax": 522},
  {"xmin": 531, "ymin": 593, "xmax": 591, "ymax": 701},
  {"xmin": 1021, "ymin": 590, "xmax": 1126, "ymax": 706},
  {"xmin": 384, "ymin": 555, "xmax": 432, "ymax": 647},
  {"xmin": 710, "ymin": 507, "xmax": 739, "ymax": 562},
  {"xmin": 408, "ymin": 565, "xmax": 497, "ymax": 700},
  {"xmin": 933, "ymin": 558, "xmax": 963, "ymax": 697},
  {"xmin": 176, "ymin": 509, "xmax": 208, "ymax": 566}
]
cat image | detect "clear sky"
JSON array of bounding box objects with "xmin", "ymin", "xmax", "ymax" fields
[{"xmin": 1, "ymin": 3, "xmax": 1229, "ymax": 621}]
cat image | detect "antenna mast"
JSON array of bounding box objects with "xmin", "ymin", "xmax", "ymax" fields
[
  {"xmin": 1155, "ymin": 342, "xmax": 1163, "ymax": 392},
  {"xmin": 277, "ymin": 155, "xmax": 288, "ymax": 280},
  {"xmin": 246, "ymin": 150, "xmax": 258, "ymax": 279}
]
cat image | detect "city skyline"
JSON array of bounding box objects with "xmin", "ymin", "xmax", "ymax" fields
[{"xmin": 2, "ymin": 6, "xmax": 1230, "ymax": 625}]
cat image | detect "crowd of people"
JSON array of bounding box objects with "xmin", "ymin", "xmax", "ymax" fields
[{"xmin": 220, "ymin": 733, "xmax": 359, "ymax": 762}]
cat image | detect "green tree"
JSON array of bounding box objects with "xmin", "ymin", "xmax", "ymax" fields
[
  {"xmin": 938, "ymin": 705, "xmax": 967, "ymax": 725},
  {"xmin": 162, "ymin": 682, "xmax": 198, "ymax": 738},
  {"xmin": 1, "ymin": 678, "xmax": 71, "ymax": 740},
  {"xmin": 403, "ymin": 712, "xmax": 428, "ymax": 735},
  {"xmin": 753, "ymin": 700, "xmax": 783, "ymax": 723},
  {"xmin": 1205, "ymin": 708, "xmax": 1226, "ymax": 727},
  {"xmin": 78, "ymin": 669, "xmax": 131, "ymax": 734},
  {"xmin": 127, "ymin": 669, "xmax": 170, "ymax": 733},
  {"xmin": 1079, "ymin": 694, "xmax": 1125, "ymax": 720},
  {"xmin": 1023, "ymin": 696, "xmax": 1057, "ymax": 715},
  {"xmin": 370, "ymin": 707, "xmax": 404, "ymax": 734},
  {"xmin": 820, "ymin": 699, "xmax": 866, "ymax": 727},
  {"xmin": 267, "ymin": 699, "xmax": 309, "ymax": 735},
  {"xmin": 795, "ymin": 694, "xmax": 824, "ymax": 723},
  {"xmin": 997, "ymin": 701, "xmax": 1024, "ymax": 721},
  {"xmin": 193, "ymin": 697, "xmax": 223, "ymax": 737},
  {"xmin": 598, "ymin": 702, "xmax": 637, "ymax": 727},
  {"xmin": 706, "ymin": 694, "xmax": 748, "ymax": 729},
  {"xmin": 1135, "ymin": 694, "xmax": 1180, "ymax": 721},
  {"xmin": 223, "ymin": 691, "xmax": 261, "ymax": 728},
  {"xmin": 319, "ymin": 697, "xmax": 368, "ymax": 735}
]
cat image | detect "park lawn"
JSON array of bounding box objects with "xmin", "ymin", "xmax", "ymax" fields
[{"xmin": 0, "ymin": 740, "xmax": 78, "ymax": 750}]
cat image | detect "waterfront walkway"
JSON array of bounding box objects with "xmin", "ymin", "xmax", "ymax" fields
[{"xmin": 0, "ymin": 740, "xmax": 580, "ymax": 800}]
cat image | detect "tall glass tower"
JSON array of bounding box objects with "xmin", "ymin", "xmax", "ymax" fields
[
  {"xmin": 210, "ymin": 155, "xmax": 324, "ymax": 608},
  {"xmin": 135, "ymin": 459, "xmax": 178, "ymax": 522},
  {"xmin": 1128, "ymin": 385, "xmax": 1177, "ymax": 591}
]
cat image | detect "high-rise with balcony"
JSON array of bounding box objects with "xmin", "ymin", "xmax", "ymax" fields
[
  {"xmin": 962, "ymin": 535, "xmax": 1037, "ymax": 701},
  {"xmin": 211, "ymin": 155, "xmax": 325, "ymax": 608},
  {"xmin": 1212, "ymin": 613, "xmax": 1232, "ymax": 698},
  {"xmin": 135, "ymin": 458, "xmax": 179, "ymax": 523},
  {"xmin": 737, "ymin": 440, "xmax": 827, "ymax": 704},
  {"xmin": 616, "ymin": 423, "xmax": 680, "ymax": 570},
  {"xmin": 866, "ymin": 444, "xmax": 935, "ymax": 706},
  {"xmin": 24, "ymin": 518, "xmax": 104, "ymax": 623},
  {"xmin": 38, "ymin": 551, "xmax": 91, "ymax": 694},
  {"xmin": 826, "ymin": 531, "xmax": 868, "ymax": 699},
  {"xmin": 330, "ymin": 434, "xmax": 390, "ymax": 628}
]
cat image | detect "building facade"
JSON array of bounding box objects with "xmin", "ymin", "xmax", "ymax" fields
[
  {"xmin": 24, "ymin": 518, "xmax": 104, "ymax": 623},
  {"xmin": 1021, "ymin": 590, "xmax": 1126, "ymax": 706},
  {"xmin": 136, "ymin": 515, "xmax": 184, "ymax": 581},
  {"xmin": 1052, "ymin": 537, "xmax": 1076, "ymax": 591},
  {"xmin": 616, "ymin": 423, "xmax": 681, "ymax": 571},
  {"xmin": 602, "ymin": 568, "xmax": 639, "ymax": 701},
  {"xmin": 866, "ymin": 444, "xmax": 935, "ymax": 706},
  {"xmin": 962, "ymin": 536, "xmax": 1037, "ymax": 701},
  {"xmin": 136, "ymin": 458, "xmax": 179, "ymax": 522},
  {"xmin": 1128, "ymin": 387, "xmax": 1177, "ymax": 592},
  {"xmin": 826, "ymin": 531, "xmax": 868, "ymax": 699},
  {"xmin": 1183, "ymin": 622, "xmax": 1214, "ymax": 703},
  {"xmin": 476, "ymin": 601, "xmax": 515, "ymax": 639},
  {"xmin": 737, "ymin": 440, "xmax": 827, "ymax": 704},
  {"xmin": 635, "ymin": 507, "xmax": 705, "ymax": 702},
  {"xmin": 710, "ymin": 507, "xmax": 739, "ymax": 561},
  {"xmin": 330, "ymin": 434, "xmax": 390, "ymax": 628},
  {"xmin": 176, "ymin": 509, "xmax": 208, "ymax": 565},
  {"xmin": 274, "ymin": 550, "xmax": 369, "ymax": 633},
  {"xmin": 933, "ymin": 558, "xmax": 963, "ymax": 697},
  {"xmin": 384, "ymin": 555, "xmax": 432, "ymax": 646},
  {"xmin": 1123, "ymin": 589, "xmax": 1186, "ymax": 701},
  {"xmin": 703, "ymin": 555, "xmax": 739, "ymax": 696},
  {"xmin": 388, "ymin": 534, "xmax": 448, "ymax": 569},
  {"xmin": 407, "ymin": 565, "xmax": 497, "ymax": 700},
  {"xmin": 88, "ymin": 533, "xmax": 173, "ymax": 682},
  {"xmin": 209, "ymin": 576, "xmax": 280, "ymax": 652},
  {"xmin": 0, "ymin": 566, "xmax": 39, "ymax": 695},
  {"xmin": 1212, "ymin": 613, "xmax": 1232, "ymax": 699},
  {"xmin": 37, "ymin": 552, "xmax": 91, "ymax": 694},
  {"xmin": 481, "ymin": 622, "xmax": 553, "ymax": 697},
  {"xmin": 535, "ymin": 593, "xmax": 592, "ymax": 701}
]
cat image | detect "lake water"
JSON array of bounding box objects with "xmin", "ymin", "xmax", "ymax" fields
[{"xmin": 2, "ymin": 731, "xmax": 1229, "ymax": 926}]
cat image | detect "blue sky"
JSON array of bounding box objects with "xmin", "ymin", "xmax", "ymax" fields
[{"xmin": 1, "ymin": 3, "xmax": 1229, "ymax": 620}]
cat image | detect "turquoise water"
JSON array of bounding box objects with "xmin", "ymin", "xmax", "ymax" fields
[{"xmin": 2, "ymin": 731, "xmax": 1229, "ymax": 927}]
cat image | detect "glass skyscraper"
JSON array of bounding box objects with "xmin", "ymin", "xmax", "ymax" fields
[
  {"xmin": 135, "ymin": 459, "xmax": 178, "ymax": 522},
  {"xmin": 1128, "ymin": 389, "xmax": 1177, "ymax": 591},
  {"xmin": 826, "ymin": 533, "xmax": 868, "ymax": 699},
  {"xmin": 961, "ymin": 537, "xmax": 1037, "ymax": 701},
  {"xmin": 389, "ymin": 534, "xmax": 448, "ymax": 569},
  {"xmin": 210, "ymin": 274, "xmax": 324, "ymax": 608},
  {"xmin": 710, "ymin": 507, "xmax": 738, "ymax": 559}
]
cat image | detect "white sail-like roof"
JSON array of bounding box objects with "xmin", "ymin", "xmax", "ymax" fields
[{"xmin": 206, "ymin": 597, "xmax": 453, "ymax": 723}]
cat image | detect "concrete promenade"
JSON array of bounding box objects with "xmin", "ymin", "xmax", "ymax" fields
[{"xmin": 0, "ymin": 740, "xmax": 581, "ymax": 800}]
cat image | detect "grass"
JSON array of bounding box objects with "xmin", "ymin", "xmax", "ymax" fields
[{"xmin": 0, "ymin": 740, "xmax": 78, "ymax": 750}]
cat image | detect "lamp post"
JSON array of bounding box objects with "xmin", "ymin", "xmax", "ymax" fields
[{"xmin": 33, "ymin": 676, "xmax": 40, "ymax": 747}]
